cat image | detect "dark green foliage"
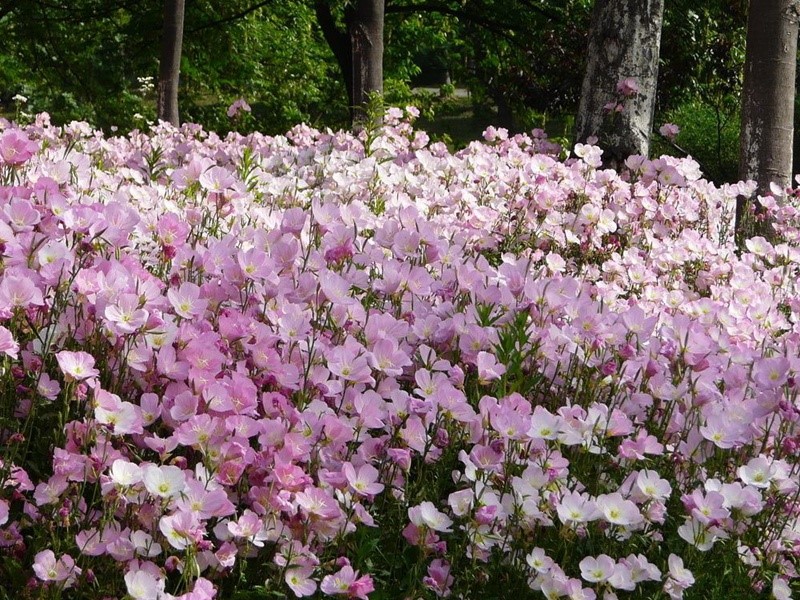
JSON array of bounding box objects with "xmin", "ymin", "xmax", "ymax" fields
[{"xmin": 652, "ymin": 98, "xmax": 741, "ymax": 184}]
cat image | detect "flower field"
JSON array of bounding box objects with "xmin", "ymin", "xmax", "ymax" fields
[{"xmin": 1, "ymin": 109, "xmax": 800, "ymax": 599}]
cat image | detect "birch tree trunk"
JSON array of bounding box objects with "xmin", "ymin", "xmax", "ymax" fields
[
  {"xmin": 157, "ymin": 0, "xmax": 185, "ymax": 126},
  {"xmin": 737, "ymin": 0, "xmax": 800, "ymax": 239},
  {"xmin": 575, "ymin": 0, "xmax": 665, "ymax": 165}
]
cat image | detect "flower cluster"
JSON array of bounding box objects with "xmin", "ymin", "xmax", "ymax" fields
[{"xmin": 0, "ymin": 110, "xmax": 798, "ymax": 600}]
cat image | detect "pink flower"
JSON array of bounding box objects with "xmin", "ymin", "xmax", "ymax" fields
[
  {"xmin": 423, "ymin": 559, "xmax": 454, "ymax": 597},
  {"xmin": 327, "ymin": 338, "xmax": 375, "ymax": 385},
  {"xmin": 109, "ymin": 459, "xmax": 143, "ymax": 487},
  {"xmin": 753, "ymin": 357, "xmax": 790, "ymax": 390},
  {"xmin": 677, "ymin": 518, "xmax": 724, "ymax": 551},
  {"xmin": 682, "ymin": 489, "xmax": 729, "ymax": 525},
  {"xmin": 343, "ymin": 462, "xmax": 384, "ymax": 498},
  {"xmin": 5, "ymin": 198, "xmax": 40, "ymax": 230},
  {"xmin": 772, "ymin": 576, "xmax": 792, "ymax": 600},
  {"xmin": 237, "ymin": 248, "xmax": 278, "ymax": 284},
  {"xmin": 36, "ymin": 372, "xmax": 61, "ymax": 400},
  {"xmin": 104, "ymin": 293, "xmax": 149, "ymax": 334},
  {"xmin": 525, "ymin": 548, "xmax": 554, "ymax": 574},
  {"xmin": 295, "ymin": 487, "xmax": 343, "ymax": 521},
  {"xmin": 596, "ymin": 492, "xmax": 643, "ymax": 526},
  {"xmin": 227, "ymin": 509, "xmax": 271, "ymax": 547},
  {"xmin": 199, "ymin": 165, "xmax": 236, "ymax": 193},
  {"xmin": 286, "ymin": 566, "xmax": 317, "ymax": 597},
  {"xmin": 159, "ymin": 510, "xmax": 203, "ymax": 550},
  {"xmin": 176, "ymin": 478, "xmax": 235, "ymax": 519},
  {"xmin": 0, "ymin": 273, "xmax": 44, "ymax": 309},
  {"xmin": 320, "ymin": 565, "xmax": 374, "ymax": 599},
  {"xmin": 227, "ymin": 98, "xmax": 251, "ymax": 118},
  {"xmin": 618, "ymin": 429, "xmax": 663, "ymax": 460},
  {"xmin": 368, "ymin": 337, "xmax": 412, "ymax": 377},
  {"xmin": 167, "ymin": 282, "xmax": 208, "ymax": 320},
  {"xmin": 634, "ymin": 469, "xmax": 672, "ymax": 501},
  {"xmin": 0, "ymin": 325, "xmax": 19, "ymax": 358},
  {"xmin": 659, "ymin": 123, "xmax": 680, "ymax": 141},
  {"xmin": 32, "ymin": 550, "xmax": 81, "ymax": 588},
  {"xmin": 738, "ymin": 455, "xmax": 777, "ymax": 489},
  {"xmin": 556, "ymin": 491, "xmax": 600, "ymax": 525},
  {"xmin": 476, "ymin": 351, "xmax": 506, "ymax": 384},
  {"xmin": 95, "ymin": 389, "xmax": 143, "ymax": 435},
  {"xmin": 0, "ymin": 128, "xmax": 38, "ymax": 165},
  {"xmin": 55, "ymin": 350, "xmax": 100, "ymax": 381},
  {"xmin": 616, "ymin": 77, "xmax": 639, "ymax": 97}
]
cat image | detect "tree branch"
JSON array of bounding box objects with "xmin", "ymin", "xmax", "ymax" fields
[
  {"xmin": 384, "ymin": 2, "xmax": 523, "ymax": 43},
  {"xmin": 314, "ymin": 0, "xmax": 353, "ymax": 107},
  {"xmin": 188, "ymin": 0, "xmax": 275, "ymax": 33}
]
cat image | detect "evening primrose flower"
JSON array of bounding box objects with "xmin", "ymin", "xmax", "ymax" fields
[
  {"xmin": 125, "ymin": 569, "xmax": 165, "ymax": 600},
  {"xmin": 142, "ymin": 464, "xmax": 185, "ymax": 499},
  {"xmin": 55, "ymin": 350, "xmax": 100, "ymax": 382},
  {"xmin": 596, "ymin": 492, "xmax": 643, "ymax": 527},
  {"xmin": 0, "ymin": 128, "xmax": 38, "ymax": 165},
  {"xmin": 556, "ymin": 491, "xmax": 601, "ymax": 525},
  {"xmin": 579, "ymin": 554, "xmax": 615, "ymax": 583},
  {"xmin": 526, "ymin": 547, "xmax": 554, "ymax": 574},
  {"xmin": 738, "ymin": 455, "xmax": 778, "ymax": 489},
  {"xmin": 409, "ymin": 501, "xmax": 453, "ymax": 532},
  {"xmin": 320, "ymin": 565, "xmax": 374, "ymax": 599},
  {"xmin": 109, "ymin": 459, "xmax": 143, "ymax": 488},
  {"xmin": 32, "ymin": 550, "xmax": 81, "ymax": 588},
  {"xmin": 664, "ymin": 554, "xmax": 694, "ymax": 599},
  {"xmin": 167, "ymin": 281, "xmax": 207, "ymax": 319},
  {"xmin": 343, "ymin": 462, "xmax": 384, "ymax": 498},
  {"xmin": 285, "ymin": 566, "xmax": 317, "ymax": 597},
  {"xmin": 0, "ymin": 326, "xmax": 19, "ymax": 359},
  {"xmin": 635, "ymin": 469, "xmax": 672, "ymax": 501},
  {"xmin": 772, "ymin": 576, "xmax": 792, "ymax": 600}
]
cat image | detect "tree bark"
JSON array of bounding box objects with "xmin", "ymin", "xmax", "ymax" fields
[
  {"xmin": 157, "ymin": 0, "xmax": 185, "ymax": 126},
  {"xmin": 737, "ymin": 0, "xmax": 800, "ymax": 239},
  {"xmin": 315, "ymin": 0, "xmax": 384, "ymax": 129},
  {"xmin": 348, "ymin": 0, "xmax": 385, "ymax": 127},
  {"xmin": 574, "ymin": 0, "xmax": 664, "ymax": 165}
]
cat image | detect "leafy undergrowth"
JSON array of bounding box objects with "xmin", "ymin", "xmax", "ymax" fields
[{"xmin": 0, "ymin": 110, "xmax": 799, "ymax": 600}]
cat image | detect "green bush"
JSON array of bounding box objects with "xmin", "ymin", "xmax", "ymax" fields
[{"xmin": 653, "ymin": 98, "xmax": 740, "ymax": 184}]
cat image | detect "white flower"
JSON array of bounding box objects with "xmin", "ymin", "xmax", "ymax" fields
[
  {"xmin": 409, "ymin": 501, "xmax": 453, "ymax": 532},
  {"xmin": 142, "ymin": 465, "xmax": 185, "ymax": 498},
  {"xmin": 125, "ymin": 569, "xmax": 164, "ymax": 600},
  {"xmin": 738, "ymin": 455, "xmax": 777, "ymax": 489},
  {"xmin": 772, "ymin": 575, "xmax": 792, "ymax": 600},
  {"xmin": 109, "ymin": 459, "xmax": 143, "ymax": 487}
]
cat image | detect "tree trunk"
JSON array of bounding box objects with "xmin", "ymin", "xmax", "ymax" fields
[
  {"xmin": 315, "ymin": 0, "xmax": 384, "ymax": 129},
  {"xmin": 575, "ymin": 0, "xmax": 665, "ymax": 165},
  {"xmin": 736, "ymin": 0, "xmax": 800, "ymax": 239},
  {"xmin": 157, "ymin": 0, "xmax": 185, "ymax": 126},
  {"xmin": 348, "ymin": 0, "xmax": 385, "ymax": 128}
]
